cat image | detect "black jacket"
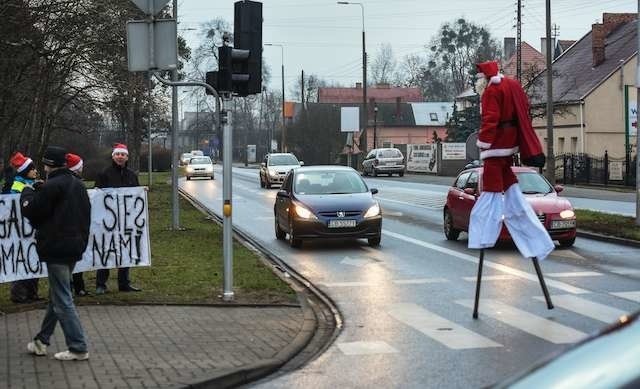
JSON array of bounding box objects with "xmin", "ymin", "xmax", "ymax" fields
[
  {"xmin": 95, "ymin": 161, "xmax": 139, "ymax": 188},
  {"xmin": 20, "ymin": 168, "xmax": 91, "ymax": 264}
]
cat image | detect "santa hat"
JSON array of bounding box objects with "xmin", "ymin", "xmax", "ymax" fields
[
  {"xmin": 66, "ymin": 153, "xmax": 83, "ymax": 172},
  {"xmin": 476, "ymin": 60, "xmax": 503, "ymax": 85},
  {"xmin": 112, "ymin": 143, "xmax": 129, "ymax": 156},
  {"xmin": 9, "ymin": 152, "xmax": 33, "ymax": 173}
]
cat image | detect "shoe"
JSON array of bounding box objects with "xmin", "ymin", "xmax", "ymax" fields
[
  {"xmin": 54, "ymin": 350, "xmax": 89, "ymax": 361},
  {"xmin": 76, "ymin": 290, "xmax": 90, "ymax": 297},
  {"xmin": 95, "ymin": 286, "xmax": 107, "ymax": 295},
  {"xmin": 119, "ymin": 285, "xmax": 142, "ymax": 292},
  {"xmin": 27, "ymin": 339, "xmax": 47, "ymax": 356}
]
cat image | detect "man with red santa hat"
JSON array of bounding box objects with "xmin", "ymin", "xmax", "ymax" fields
[{"xmin": 468, "ymin": 60, "xmax": 554, "ymax": 261}]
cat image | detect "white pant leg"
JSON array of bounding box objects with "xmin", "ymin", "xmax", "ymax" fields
[
  {"xmin": 468, "ymin": 192, "xmax": 503, "ymax": 249},
  {"xmin": 503, "ymin": 184, "xmax": 555, "ymax": 260}
]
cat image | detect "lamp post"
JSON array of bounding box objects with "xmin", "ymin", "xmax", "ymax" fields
[
  {"xmin": 265, "ymin": 43, "xmax": 286, "ymax": 152},
  {"xmin": 337, "ymin": 1, "xmax": 367, "ymax": 155},
  {"xmin": 373, "ymin": 104, "xmax": 378, "ymax": 148}
]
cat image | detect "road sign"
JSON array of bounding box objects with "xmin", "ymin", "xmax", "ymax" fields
[
  {"xmin": 131, "ymin": 0, "xmax": 170, "ymax": 15},
  {"xmin": 127, "ymin": 19, "xmax": 177, "ymax": 71}
]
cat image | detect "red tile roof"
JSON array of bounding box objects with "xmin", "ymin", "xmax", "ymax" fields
[
  {"xmin": 318, "ymin": 85, "xmax": 423, "ymax": 103},
  {"xmin": 502, "ymin": 41, "xmax": 546, "ymax": 78}
]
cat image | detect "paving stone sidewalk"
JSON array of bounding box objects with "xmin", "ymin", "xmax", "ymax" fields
[{"xmin": 1, "ymin": 304, "xmax": 311, "ymax": 389}]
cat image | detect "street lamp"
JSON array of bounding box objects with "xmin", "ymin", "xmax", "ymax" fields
[
  {"xmin": 265, "ymin": 43, "xmax": 286, "ymax": 152},
  {"xmin": 337, "ymin": 1, "xmax": 367, "ymax": 155},
  {"xmin": 373, "ymin": 104, "xmax": 378, "ymax": 148}
]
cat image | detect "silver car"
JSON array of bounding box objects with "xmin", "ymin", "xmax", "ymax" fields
[
  {"xmin": 185, "ymin": 156, "xmax": 214, "ymax": 180},
  {"xmin": 260, "ymin": 153, "xmax": 303, "ymax": 188},
  {"xmin": 362, "ymin": 148, "xmax": 405, "ymax": 177}
]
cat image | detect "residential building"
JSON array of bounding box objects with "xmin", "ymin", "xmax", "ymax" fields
[{"xmin": 318, "ymin": 83, "xmax": 423, "ymax": 104}]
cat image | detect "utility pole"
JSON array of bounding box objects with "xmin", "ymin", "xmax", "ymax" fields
[
  {"xmin": 171, "ymin": 0, "xmax": 180, "ymax": 230},
  {"xmin": 545, "ymin": 0, "xmax": 555, "ymax": 183},
  {"xmin": 301, "ymin": 70, "xmax": 305, "ymax": 110},
  {"xmin": 636, "ymin": 0, "xmax": 640, "ymax": 225},
  {"xmin": 516, "ymin": 0, "xmax": 522, "ymax": 82}
]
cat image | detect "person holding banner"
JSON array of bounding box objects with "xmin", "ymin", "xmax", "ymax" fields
[
  {"xmin": 66, "ymin": 153, "xmax": 89, "ymax": 297},
  {"xmin": 8, "ymin": 152, "xmax": 42, "ymax": 304},
  {"xmin": 21, "ymin": 145, "xmax": 91, "ymax": 361},
  {"xmin": 95, "ymin": 143, "xmax": 142, "ymax": 294}
]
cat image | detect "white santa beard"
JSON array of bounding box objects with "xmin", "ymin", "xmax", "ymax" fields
[{"xmin": 475, "ymin": 77, "xmax": 488, "ymax": 96}]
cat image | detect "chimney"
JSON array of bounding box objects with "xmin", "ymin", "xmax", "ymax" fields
[
  {"xmin": 541, "ymin": 37, "xmax": 555, "ymax": 61},
  {"xmin": 355, "ymin": 82, "xmax": 362, "ymax": 89},
  {"xmin": 504, "ymin": 37, "xmax": 516, "ymax": 60},
  {"xmin": 592, "ymin": 13, "xmax": 637, "ymax": 67}
]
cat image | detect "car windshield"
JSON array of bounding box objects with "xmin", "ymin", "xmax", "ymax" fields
[
  {"xmin": 190, "ymin": 157, "xmax": 212, "ymax": 165},
  {"xmin": 516, "ymin": 172, "xmax": 553, "ymax": 194},
  {"xmin": 269, "ymin": 155, "xmax": 299, "ymax": 166},
  {"xmin": 378, "ymin": 149, "xmax": 402, "ymax": 158},
  {"xmin": 294, "ymin": 171, "xmax": 368, "ymax": 195}
]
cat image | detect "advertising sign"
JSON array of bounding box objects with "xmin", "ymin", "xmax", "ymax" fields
[
  {"xmin": 406, "ymin": 144, "xmax": 437, "ymax": 173},
  {"xmin": 442, "ymin": 143, "xmax": 466, "ymax": 160}
]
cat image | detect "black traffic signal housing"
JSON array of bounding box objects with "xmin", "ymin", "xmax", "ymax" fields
[{"xmin": 205, "ymin": 1, "xmax": 262, "ymax": 97}]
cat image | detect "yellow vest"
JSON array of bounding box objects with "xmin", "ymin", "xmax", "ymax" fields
[{"xmin": 11, "ymin": 180, "xmax": 26, "ymax": 193}]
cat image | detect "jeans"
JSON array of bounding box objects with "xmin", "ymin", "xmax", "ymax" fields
[
  {"xmin": 35, "ymin": 263, "xmax": 88, "ymax": 353},
  {"xmin": 96, "ymin": 267, "xmax": 130, "ymax": 290}
]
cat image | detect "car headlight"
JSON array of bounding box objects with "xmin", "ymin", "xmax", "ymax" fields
[
  {"xmin": 269, "ymin": 170, "xmax": 278, "ymax": 177},
  {"xmin": 186, "ymin": 166, "xmax": 194, "ymax": 173},
  {"xmin": 364, "ymin": 203, "xmax": 380, "ymax": 218},
  {"xmin": 559, "ymin": 210, "xmax": 575, "ymax": 219},
  {"xmin": 294, "ymin": 203, "xmax": 317, "ymax": 220}
]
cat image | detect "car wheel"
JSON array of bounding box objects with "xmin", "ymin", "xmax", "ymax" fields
[
  {"xmin": 211, "ymin": 175, "xmax": 214, "ymax": 180},
  {"xmin": 558, "ymin": 237, "xmax": 576, "ymax": 248},
  {"xmin": 368, "ymin": 236, "xmax": 381, "ymax": 247},
  {"xmin": 399, "ymin": 171, "xmax": 405, "ymax": 177},
  {"xmin": 275, "ymin": 217, "xmax": 286, "ymax": 240},
  {"xmin": 443, "ymin": 208, "xmax": 460, "ymax": 241},
  {"xmin": 288, "ymin": 221, "xmax": 302, "ymax": 248}
]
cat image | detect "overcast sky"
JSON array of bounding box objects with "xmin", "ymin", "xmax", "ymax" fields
[{"xmin": 176, "ymin": 0, "xmax": 637, "ymax": 99}]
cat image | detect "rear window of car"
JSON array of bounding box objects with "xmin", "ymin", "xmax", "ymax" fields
[
  {"xmin": 454, "ymin": 172, "xmax": 471, "ymax": 189},
  {"xmin": 294, "ymin": 171, "xmax": 367, "ymax": 194},
  {"xmin": 189, "ymin": 157, "xmax": 212, "ymax": 165},
  {"xmin": 377, "ymin": 149, "xmax": 402, "ymax": 158}
]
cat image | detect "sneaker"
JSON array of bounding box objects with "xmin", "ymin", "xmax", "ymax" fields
[
  {"xmin": 54, "ymin": 350, "xmax": 89, "ymax": 361},
  {"xmin": 27, "ymin": 339, "xmax": 47, "ymax": 356},
  {"xmin": 95, "ymin": 286, "xmax": 107, "ymax": 295}
]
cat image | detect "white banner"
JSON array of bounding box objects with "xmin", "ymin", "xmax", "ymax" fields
[
  {"xmin": 442, "ymin": 143, "xmax": 466, "ymax": 160},
  {"xmin": 406, "ymin": 144, "xmax": 437, "ymax": 173},
  {"xmin": 340, "ymin": 107, "xmax": 360, "ymax": 132},
  {"xmin": 0, "ymin": 187, "xmax": 151, "ymax": 283}
]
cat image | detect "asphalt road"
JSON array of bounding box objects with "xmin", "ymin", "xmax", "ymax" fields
[{"xmin": 181, "ymin": 167, "xmax": 640, "ymax": 388}]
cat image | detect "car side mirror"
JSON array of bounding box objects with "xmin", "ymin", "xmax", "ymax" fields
[
  {"xmin": 261, "ymin": 162, "xmax": 266, "ymax": 168},
  {"xmin": 277, "ymin": 190, "xmax": 289, "ymax": 198},
  {"xmin": 299, "ymin": 161, "xmax": 304, "ymax": 166},
  {"xmin": 370, "ymin": 188, "xmax": 379, "ymax": 195},
  {"xmin": 463, "ymin": 187, "xmax": 477, "ymax": 196},
  {"xmin": 554, "ymin": 185, "xmax": 564, "ymax": 193}
]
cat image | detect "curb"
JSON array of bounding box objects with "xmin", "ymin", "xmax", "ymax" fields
[
  {"xmin": 180, "ymin": 188, "xmax": 341, "ymax": 389},
  {"xmin": 577, "ymin": 229, "xmax": 640, "ymax": 248}
]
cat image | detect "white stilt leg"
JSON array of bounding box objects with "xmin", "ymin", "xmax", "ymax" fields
[
  {"xmin": 503, "ymin": 184, "xmax": 555, "ymax": 260},
  {"xmin": 468, "ymin": 192, "xmax": 503, "ymax": 249}
]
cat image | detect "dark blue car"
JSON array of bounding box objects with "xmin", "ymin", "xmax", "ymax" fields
[{"xmin": 274, "ymin": 166, "xmax": 382, "ymax": 248}]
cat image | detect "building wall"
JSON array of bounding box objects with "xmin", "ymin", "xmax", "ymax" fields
[{"xmin": 364, "ymin": 126, "xmax": 447, "ymax": 150}]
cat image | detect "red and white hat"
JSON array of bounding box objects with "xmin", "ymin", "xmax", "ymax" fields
[
  {"xmin": 66, "ymin": 153, "xmax": 83, "ymax": 172},
  {"xmin": 112, "ymin": 143, "xmax": 129, "ymax": 156},
  {"xmin": 476, "ymin": 60, "xmax": 503, "ymax": 84},
  {"xmin": 10, "ymin": 152, "xmax": 33, "ymax": 173}
]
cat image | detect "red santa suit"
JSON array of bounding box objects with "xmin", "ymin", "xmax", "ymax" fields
[{"xmin": 468, "ymin": 61, "xmax": 554, "ymax": 260}]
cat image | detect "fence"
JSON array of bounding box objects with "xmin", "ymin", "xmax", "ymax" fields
[{"xmin": 555, "ymin": 152, "xmax": 637, "ymax": 187}]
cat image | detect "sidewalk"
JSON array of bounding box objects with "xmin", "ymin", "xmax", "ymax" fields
[{"xmin": 1, "ymin": 303, "xmax": 315, "ymax": 388}]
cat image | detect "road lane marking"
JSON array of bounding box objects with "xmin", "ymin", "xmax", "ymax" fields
[
  {"xmin": 533, "ymin": 295, "xmax": 628, "ymax": 323},
  {"xmin": 547, "ymin": 271, "xmax": 602, "ymax": 278},
  {"xmin": 340, "ymin": 256, "xmax": 377, "ymax": 267},
  {"xmin": 456, "ymin": 299, "xmax": 587, "ymax": 344},
  {"xmin": 382, "ymin": 230, "xmax": 589, "ymax": 294},
  {"xmin": 603, "ymin": 266, "xmax": 640, "ymax": 276},
  {"xmin": 337, "ymin": 341, "xmax": 398, "ymax": 356},
  {"xmin": 462, "ymin": 275, "xmax": 519, "ymax": 281},
  {"xmin": 611, "ymin": 291, "xmax": 640, "ymax": 303},
  {"xmin": 387, "ymin": 303, "xmax": 502, "ymax": 349},
  {"xmin": 393, "ymin": 278, "xmax": 449, "ymax": 285}
]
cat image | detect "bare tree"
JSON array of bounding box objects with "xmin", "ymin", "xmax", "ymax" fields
[{"xmin": 370, "ymin": 43, "xmax": 397, "ymax": 85}]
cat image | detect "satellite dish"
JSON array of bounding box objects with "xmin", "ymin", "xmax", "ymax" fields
[{"xmin": 465, "ymin": 131, "xmax": 480, "ymax": 161}]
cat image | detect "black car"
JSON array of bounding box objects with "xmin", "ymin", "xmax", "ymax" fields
[{"xmin": 274, "ymin": 166, "xmax": 382, "ymax": 248}]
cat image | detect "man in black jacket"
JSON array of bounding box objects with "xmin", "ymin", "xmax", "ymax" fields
[
  {"xmin": 95, "ymin": 143, "xmax": 142, "ymax": 294},
  {"xmin": 21, "ymin": 145, "xmax": 91, "ymax": 361}
]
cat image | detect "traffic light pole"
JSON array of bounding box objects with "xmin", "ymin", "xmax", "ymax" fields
[{"xmin": 152, "ymin": 73, "xmax": 234, "ymax": 301}]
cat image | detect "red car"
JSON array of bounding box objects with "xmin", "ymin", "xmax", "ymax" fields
[{"xmin": 443, "ymin": 166, "xmax": 577, "ymax": 247}]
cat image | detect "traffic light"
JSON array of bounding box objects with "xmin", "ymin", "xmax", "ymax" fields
[{"xmin": 205, "ymin": 1, "xmax": 262, "ymax": 97}]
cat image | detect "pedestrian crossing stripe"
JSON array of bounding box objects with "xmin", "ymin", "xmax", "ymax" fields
[
  {"xmin": 533, "ymin": 295, "xmax": 629, "ymax": 323},
  {"xmin": 611, "ymin": 291, "xmax": 640, "ymax": 303},
  {"xmin": 337, "ymin": 341, "xmax": 398, "ymax": 355}
]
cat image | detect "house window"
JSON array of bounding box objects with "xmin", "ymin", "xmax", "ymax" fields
[
  {"xmin": 571, "ymin": 137, "xmax": 578, "ymax": 153},
  {"xmin": 430, "ymin": 113, "xmax": 438, "ymax": 121},
  {"xmin": 558, "ymin": 137, "xmax": 565, "ymax": 154}
]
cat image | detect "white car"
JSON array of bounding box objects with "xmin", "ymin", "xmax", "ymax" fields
[
  {"xmin": 185, "ymin": 156, "xmax": 214, "ymax": 180},
  {"xmin": 180, "ymin": 152, "xmax": 193, "ymax": 166},
  {"xmin": 259, "ymin": 153, "xmax": 303, "ymax": 188}
]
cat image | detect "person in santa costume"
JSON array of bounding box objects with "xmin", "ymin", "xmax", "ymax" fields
[{"xmin": 468, "ymin": 60, "xmax": 554, "ymax": 261}]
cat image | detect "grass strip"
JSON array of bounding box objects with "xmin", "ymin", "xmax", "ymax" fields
[{"xmin": 576, "ymin": 209, "xmax": 640, "ymax": 241}]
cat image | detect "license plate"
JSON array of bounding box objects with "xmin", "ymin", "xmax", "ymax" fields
[
  {"xmin": 328, "ymin": 219, "xmax": 356, "ymax": 228},
  {"xmin": 551, "ymin": 220, "xmax": 576, "ymax": 229}
]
